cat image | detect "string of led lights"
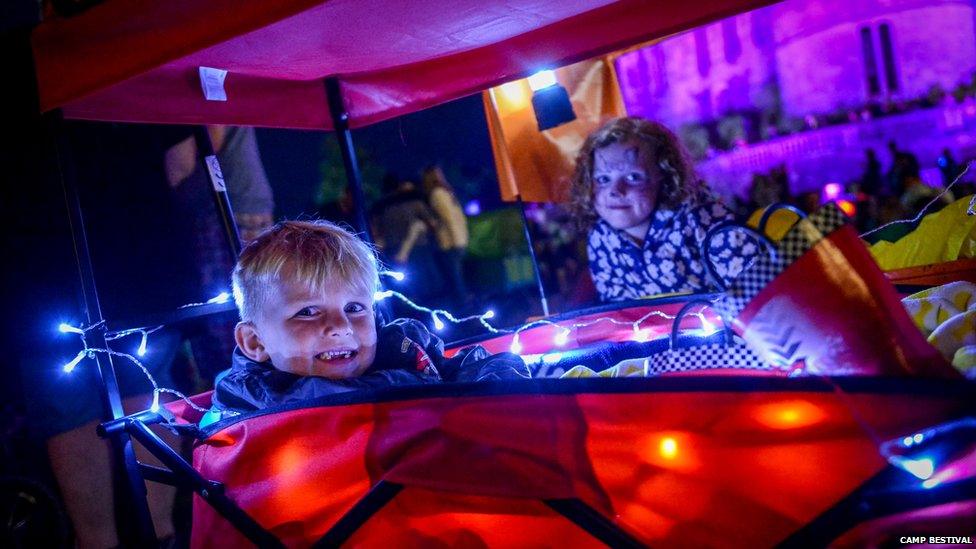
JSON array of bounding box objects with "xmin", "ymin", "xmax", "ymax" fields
[
  {"xmin": 58, "ymin": 322, "xmax": 209, "ymax": 413},
  {"xmin": 104, "ymin": 325, "xmax": 164, "ymax": 357},
  {"xmin": 177, "ymin": 291, "xmax": 233, "ymax": 308},
  {"xmin": 375, "ymin": 279, "xmax": 718, "ymax": 354},
  {"xmin": 56, "ymin": 275, "xmax": 956, "ymax": 487},
  {"xmin": 57, "ymin": 281, "xmax": 719, "ymax": 415},
  {"xmin": 374, "ymin": 288, "xmax": 501, "ymax": 332}
]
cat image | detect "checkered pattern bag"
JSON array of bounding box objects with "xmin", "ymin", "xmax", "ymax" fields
[
  {"xmin": 645, "ymin": 335, "xmax": 780, "ymax": 375},
  {"xmin": 645, "ymin": 299, "xmax": 785, "ymax": 375},
  {"xmin": 714, "ymin": 203, "xmax": 848, "ymax": 318}
]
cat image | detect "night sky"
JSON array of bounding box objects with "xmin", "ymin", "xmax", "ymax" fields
[{"xmin": 257, "ymin": 93, "xmax": 501, "ymax": 219}]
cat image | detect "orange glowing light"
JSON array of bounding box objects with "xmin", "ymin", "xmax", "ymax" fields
[
  {"xmin": 641, "ymin": 432, "xmax": 698, "ymax": 470},
  {"xmin": 659, "ymin": 437, "xmax": 678, "ymax": 459},
  {"xmin": 272, "ymin": 443, "xmax": 309, "ymax": 477},
  {"xmin": 497, "ymin": 81, "xmax": 529, "ymax": 109},
  {"xmin": 836, "ymin": 199, "xmax": 856, "ymax": 217},
  {"xmin": 754, "ymin": 400, "xmax": 826, "ymax": 429},
  {"xmin": 206, "ymin": 431, "xmax": 236, "ymax": 447}
]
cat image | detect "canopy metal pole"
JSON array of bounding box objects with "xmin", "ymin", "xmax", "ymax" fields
[
  {"xmin": 194, "ymin": 126, "xmax": 243, "ymax": 258},
  {"xmin": 50, "ymin": 113, "xmax": 158, "ymax": 545},
  {"xmin": 324, "ymin": 76, "xmax": 373, "ymax": 244},
  {"xmin": 516, "ymin": 194, "xmax": 549, "ymax": 317}
]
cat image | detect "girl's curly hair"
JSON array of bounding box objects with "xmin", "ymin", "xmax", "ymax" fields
[{"xmin": 568, "ymin": 116, "xmax": 701, "ymax": 231}]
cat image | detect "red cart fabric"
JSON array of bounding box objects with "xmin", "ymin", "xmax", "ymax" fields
[
  {"xmin": 31, "ymin": 0, "xmax": 775, "ymax": 129},
  {"xmin": 452, "ymin": 300, "xmax": 716, "ymax": 357},
  {"xmin": 735, "ymin": 224, "xmax": 957, "ymax": 378},
  {"xmin": 188, "ymin": 381, "xmax": 972, "ymax": 547}
]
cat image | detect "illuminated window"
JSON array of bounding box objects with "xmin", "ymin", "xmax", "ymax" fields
[
  {"xmin": 860, "ymin": 27, "xmax": 881, "ymax": 96},
  {"xmin": 879, "ymin": 23, "xmax": 899, "ymax": 92},
  {"xmin": 722, "ymin": 19, "xmax": 741, "ymax": 63},
  {"xmin": 695, "ymin": 28, "xmax": 711, "ymax": 78}
]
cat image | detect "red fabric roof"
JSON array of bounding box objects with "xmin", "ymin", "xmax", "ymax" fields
[{"xmin": 32, "ymin": 0, "xmax": 773, "ymax": 129}]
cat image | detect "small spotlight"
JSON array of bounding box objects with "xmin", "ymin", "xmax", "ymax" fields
[
  {"xmin": 554, "ymin": 328, "xmax": 570, "ymax": 346},
  {"xmin": 432, "ymin": 314, "xmax": 445, "ymax": 331},
  {"xmin": 374, "ymin": 290, "xmax": 393, "ymax": 301},
  {"xmin": 483, "ymin": 309, "xmax": 496, "ymax": 320},
  {"xmin": 527, "ymin": 70, "xmax": 557, "ymax": 91},
  {"xmin": 529, "ymin": 70, "xmax": 576, "ymax": 131}
]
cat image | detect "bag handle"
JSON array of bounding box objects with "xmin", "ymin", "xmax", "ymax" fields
[
  {"xmin": 701, "ymin": 221, "xmax": 776, "ymax": 291},
  {"xmin": 756, "ymin": 202, "xmax": 807, "ymax": 236},
  {"xmin": 670, "ymin": 299, "xmax": 732, "ymax": 349}
]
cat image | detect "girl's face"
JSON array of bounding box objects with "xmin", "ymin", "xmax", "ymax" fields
[{"xmin": 592, "ymin": 140, "xmax": 661, "ymax": 243}]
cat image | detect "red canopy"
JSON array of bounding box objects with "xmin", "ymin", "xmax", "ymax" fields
[{"xmin": 32, "ymin": 0, "xmax": 773, "ymax": 129}]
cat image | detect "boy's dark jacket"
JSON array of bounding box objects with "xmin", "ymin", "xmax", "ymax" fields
[{"xmin": 211, "ymin": 318, "xmax": 529, "ymax": 415}]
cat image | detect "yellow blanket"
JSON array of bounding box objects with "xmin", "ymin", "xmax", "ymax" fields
[
  {"xmin": 870, "ymin": 195, "xmax": 976, "ymax": 270},
  {"xmin": 561, "ymin": 359, "xmax": 648, "ymax": 379},
  {"xmin": 903, "ymin": 281, "xmax": 976, "ymax": 377}
]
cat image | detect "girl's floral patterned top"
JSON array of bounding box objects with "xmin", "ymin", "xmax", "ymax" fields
[{"xmin": 587, "ymin": 193, "xmax": 757, "ymax": 301}]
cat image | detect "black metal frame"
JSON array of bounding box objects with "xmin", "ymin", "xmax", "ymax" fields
[
  {"xmin": 51, "ymin": 111, "xmax": 251, "ymax": 546},
  {"xmin": 311, "ymin": 481, "xmax": 404, "ymax": 547},
  {"xmin": 516, "ymin": 193, "xmax": 550, "ymax": 317},
  {"xmin": 325, "ymin": 77, "xmax": 372, "ymax": 243},
  {"xmin": 51, "ymin": 112, "xmax": 157, "ymax": 544},
  {"xmin": 544, "ymin": 498, "xmax": 644, "ymax": 547},
  {"xmin": 193, "ymin": 126, "xmax": 243, "ymax": 258}
]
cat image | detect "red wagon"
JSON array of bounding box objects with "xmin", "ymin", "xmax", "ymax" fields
[{"xmin": 31, "ymin": 0, "xmax": 976, "ymax": 546}]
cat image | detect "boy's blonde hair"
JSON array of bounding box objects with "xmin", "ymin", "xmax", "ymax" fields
[{"xmin": 232, "ymin": 220, "xmax": 379, "ymax": 322}]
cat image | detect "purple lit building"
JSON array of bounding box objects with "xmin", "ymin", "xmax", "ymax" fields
[{"xmin": 615, "ymin": 0, "xmax": 976, "ymax": 197}]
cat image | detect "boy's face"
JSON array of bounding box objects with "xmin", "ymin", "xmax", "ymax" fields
[{"xmin": 239, "ymin": 276, "xmax": 377, "ymax": 379}]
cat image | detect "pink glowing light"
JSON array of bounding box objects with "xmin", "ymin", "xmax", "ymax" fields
[{"xmin": 823, "ymin": 183, "xmax": 843, "ymax": 201}]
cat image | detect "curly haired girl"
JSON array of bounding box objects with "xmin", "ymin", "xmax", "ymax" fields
[{"xmin": 568, "ymin": 116, "xmax": 755, "ymax": 301}]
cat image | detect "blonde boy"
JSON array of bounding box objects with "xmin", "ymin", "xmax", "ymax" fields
[
  {"xmin": 210, "ymin": 220, "xmax": 528, "ymax": 416},
  {"xmin": 232, "ymin": 220, "xmax": 380, "ymax": 379}
]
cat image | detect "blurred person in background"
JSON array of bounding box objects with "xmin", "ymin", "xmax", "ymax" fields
[
  {"xmin": 165, "ymin": 125, "xmax": 275, "ymax": 384},
  {"xmin": 422, "ymin": 165, "xmax": 470, "ymax": 310},
  {"xmin": 861, "ymin": 148, "xmax": 883, "ymax": 197},
  {"xmin": 371, "ymin": 173, "xmax": 442, "ymax": 302},
  {"xmin": 885, "ymin": 140, "xmax": 919, "ymax": 198},
  {"xmin": 938, "ymin": 148, "xmax": 964, "ymax": 188}
]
